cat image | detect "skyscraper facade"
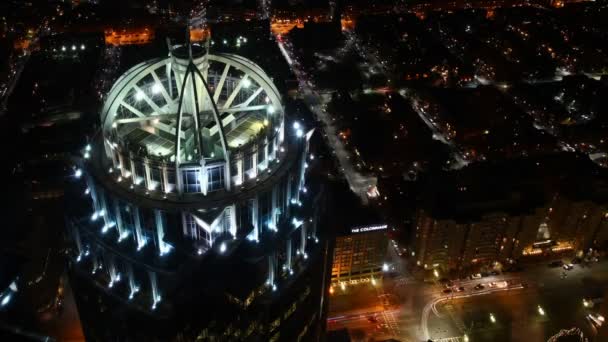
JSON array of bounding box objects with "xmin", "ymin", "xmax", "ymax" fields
[{"xmin": 66, "ymin": 41, "xmax": 328, "ymax": 341}]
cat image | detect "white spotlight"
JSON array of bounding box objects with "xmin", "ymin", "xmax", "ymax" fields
[{"xmin": 152, "ymin": 83, "xmax": 162, "ymax": 94}]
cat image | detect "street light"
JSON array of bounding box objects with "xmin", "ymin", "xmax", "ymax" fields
[
  {"xmin": 382, "ymin": 263, "xmax": 389, "ymax": 272},
  {"xmin": 433, "ymin": 269, "xmax": 439, "ymax": 278},
  {"xmin": 537, "ymin": 305, "xmax": 545, "ymax": 316},
  {"xmin": 489, "ymin": 313, "xmax": 496, "ymax": 323},
  {"xmin": 464, "ymin": 334, "xmax": 469, "ymax": 342}
]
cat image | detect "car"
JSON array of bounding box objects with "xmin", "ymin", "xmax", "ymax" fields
[
  {"xmin": 474, "ymin": 284, "xmax": 485, "ymax": 290},
  {"xmin": 470, "ymin": 273, "xmax": 482, "ymax": 280},
  {"xmin": 563, "ymin": 264, "xmax": 574, "ymax": 270},
  {"xmin": 490, "ymin": 270, "xmax": 500, "ymax": 276},
  {"xmin": 456, "ymin": 286, "xmax": 465, "ymax": 292},
  {"xmin": 367, "ymin": 316, "xmax": 378, "ymax": 323},
  {"xmin": 443, "ymin": 289, "xmax": 453, "ymax": 294},
  {"xmin": 549, "ymin": 260, "xmax": 564, "ymax": 268},
  {"xmin": 583, "ymin": 297, "xmax": 603, "ymax": 308}
]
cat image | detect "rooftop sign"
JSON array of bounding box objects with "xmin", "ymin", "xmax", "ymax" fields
[{"xmin": 351, "ymin": 224, "xmax": 387, "ymax": 234}]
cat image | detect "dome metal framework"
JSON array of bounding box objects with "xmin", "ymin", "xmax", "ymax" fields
[
  {"xmin": 68, "ymin": 41, "xmax": 321, "ymax": 336},
  {"xmin": 100, "ymin": 44, "xmax": 286, "ymax": 195}
]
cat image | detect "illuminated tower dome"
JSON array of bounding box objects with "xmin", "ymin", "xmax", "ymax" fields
[{"xmin": 67, "ymin": 42, "xmax": 327, "ymax": 341}]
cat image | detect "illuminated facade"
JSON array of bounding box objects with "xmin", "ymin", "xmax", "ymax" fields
[
  {"xmin": 66, "ymin": 40, "xmax": 328, "ymax": 341},
  {"xmin": 411, "ymin": 156, "xmax": 608, "ymax": 273},
  {"xmin": 331, "ymin": 225, "xmax": 388, "ymax": 288},
  {"xmin": 413, "ymin": 193, "xmax": 608, "ymax": 273}
]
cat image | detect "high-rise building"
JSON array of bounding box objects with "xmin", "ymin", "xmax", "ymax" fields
[
  {"xmin": 410, "ymin": 155, "xmax": 608, "ymax": 274},
  {"xmin": 66, "ymin": 39, "xmax": 328, "ymax": 341}
]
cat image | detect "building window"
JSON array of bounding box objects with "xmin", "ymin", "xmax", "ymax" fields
[
  {"xmin": 207, "ymin": 165, "xmax": 224, "ymax": 192},
  {"xmin": 257, "ymin": 146, "xmax": 265, "ymax": 165},
  {"xmin": 244, "ymin": 153, "xmax": 253, "ymax": 172},
  {"xmin": 151, "ymin": 167, "xmax": 162, "ymax": 184},
  {"xmin": 231, "ymin": 161, "xmax": 239, "ymax": 178},
  {"xmin": 182, "ymin": 169, "xmax": 201, "ymax": 193},
  {"xmin": 166, "ymin": 170, "xmax": 176, "ymax": 187}
]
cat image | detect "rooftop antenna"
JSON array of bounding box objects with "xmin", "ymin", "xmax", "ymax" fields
[{"xmin": 187, "ymin": 27, "xmax": 193, "ymax": 60}]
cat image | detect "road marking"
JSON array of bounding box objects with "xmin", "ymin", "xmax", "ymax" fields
[{"xmin": 422, "ymin": 285, "xmax": 524, "ymax": 340}]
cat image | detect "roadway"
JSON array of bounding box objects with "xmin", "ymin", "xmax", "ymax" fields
[
  {"xmin": 276, "ymin": 37, "xmax": 378, "ymax": 204},
  {"xmin": 328, "ymin": 260, "xmax": 608, "ymax": 341}
]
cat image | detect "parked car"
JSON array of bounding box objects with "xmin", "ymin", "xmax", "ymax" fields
[{"xmin": 474, "ymin": 284, "xmax": 485, "ymax": 290}]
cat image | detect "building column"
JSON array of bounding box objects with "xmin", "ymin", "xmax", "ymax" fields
[
  {"xmin": 85, "ymin": 174, "xmax": 100, "ymax": 213},
  {"xmin": 267, "ymin": 253, "xmax": 276, "ymax": 287},
  {"xmin": 107, "ymin": 253, "xmax": 118, "ymax": 287},
  {"xmin": 271, "ymin": 185, "xmax": 278, "ymax": 229},
  {"xmin": 251, "ymin": 151, "xmax": 258, "ymax": 179},
  {"xmin": 144, "ymin": 160, "xmax": 152, "ymax": 190},
  {"xmin": 286, "ymin": 238, "xmax": 292, "ymax": 271},
  {"xmin": 200, "ymin": 166, "xmax": 208, "ymax": 195},
  {"xmin": 229, "ymin": 204, "xmax": 238, "ymax": 238},
  {"xmin": 224, "ymin": 158, "xmax": 231, "ymax": 191},
  {"xmin": 149, "ymin": 271, "xmax": 161, "ymax": 309},
  {"xmin": 162, "ymin": 164, "xmax": 170, "ymax": 193},
  {"xmin": 279, "ymin": 120, "xmax": 285, "ymax": 143},
  {"xmin": 133, "ymin": 206, "xmax": 145, "ymax": 250},
  {"xmin": 176, "ymin": 166, "xmax": 183, "ymax": 194},
  {"xmin": 264, "ymin": 139, "xmax": 269, "ymax": 165},
  {"xmin": 251, "ymin": 196, "xmax": 259, "ymax": 241},
  {"xmin": 113, "ymin": 200, "xmax": 126, "ymax": 239},
  {"xmin": 98, "ymin": 188, "xmax": 112, "ymax": 232},
  {"xmin": 155, "ymin": 209, "xmax": 169, "ymax": 255},
  {"xmin": 117, "ymin": 152, "xmax": 127, "ymax": 177},
  {"xmin": 127, "ymin": 263, "xmax": 139, "ymax": 299},
  {"xmin": 286, "ymin": 175, "xmax": 292, "ymax": 213},
  {"xmin": 300, "ymin": 221, "xmax": 307, "ymax": 255},
  {"xmin": 129, "ymin": 152, "xmax": 137, "ymax": 181},
  {"xmin": 236, "ymin": 158, "xmax": 244, "ymax": 185}
]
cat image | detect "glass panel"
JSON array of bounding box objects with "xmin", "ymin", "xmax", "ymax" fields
[
  {"xmin": 167, "ymin": 170, "xmax": 176, "ymax": 186},
  {"xmin": 182, "ymin": 169, "xmax": 201, "ymax": 193},
  {"xmin": 151, "ymin": 167, "xmax": 162, "ymax": 183},
  {"xmin": 207, "ymin": 165, "xmax": 224, "ymax": 192},
  {"xmin": 244, "ymin": 153, "xmax": 253, "ymax": 172},
  {"xmin": 257, "ymin": 146, "xmax": 265, "ymax": 165}
]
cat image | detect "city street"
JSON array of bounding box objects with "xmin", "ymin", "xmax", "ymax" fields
[
  {"xmin": 277, "ymin": 37, "xmax": 378, "ymax": 204},
  {"xmin": 328, "ymin": 260, "xmax": 608, "ymax": 341}
]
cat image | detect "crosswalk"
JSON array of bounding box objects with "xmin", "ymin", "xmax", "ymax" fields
[
  {"xmin": 381, "ymin": 309, "xmax": 400, "ymax": 335},
  {"xmin": 434, "ymin": 336, "xmax": 465, "ymax": 342}
]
